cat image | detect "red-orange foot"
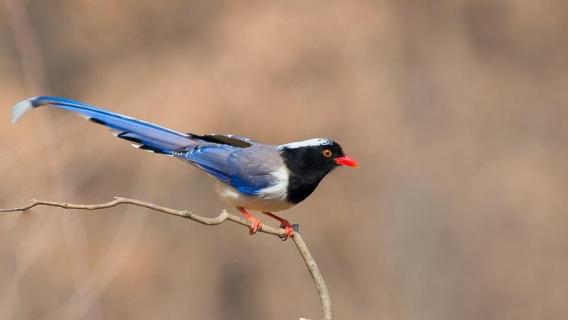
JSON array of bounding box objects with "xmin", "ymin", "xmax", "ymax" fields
[
  {"xmin": 238, "ymin": 207, "xmax": 262, "ymax": 235},
  {"xmin": 279, "ymin": 220, "xmax": 294, "ymax": 240},
  {"xmin": 262, "ymin": 211, "xmax": 295, "ymax": 240}
]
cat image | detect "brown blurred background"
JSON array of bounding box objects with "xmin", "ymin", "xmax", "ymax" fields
[{"xmin": 1, "ymin": 1, "xmax": 568, "ymax": 319}]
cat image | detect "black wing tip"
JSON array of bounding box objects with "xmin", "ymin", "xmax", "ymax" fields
[
  {"xmin": 88, "ymin": 118, "xmax": 107, "ymax": 126},
  {"xmin": 192, "ymin": 134, "xmax": 252, "ymax": 148},
  {"xmin": 117, "ymin": 132, "xmax": 142, "ymax": 144}
]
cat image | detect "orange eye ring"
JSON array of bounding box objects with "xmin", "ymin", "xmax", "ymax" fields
[{"xmin": 322, "ymin": 149, "xmax": 333, "ymax": 158}]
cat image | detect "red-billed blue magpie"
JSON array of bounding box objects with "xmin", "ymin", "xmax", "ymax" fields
[{"xmin": 11, "ymin": 96, "xmax": 358, "ymax": 239}]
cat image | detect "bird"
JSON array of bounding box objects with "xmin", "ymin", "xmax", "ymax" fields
[{"xmin": 11, "ymin": 96, "xmax": 358, "ymax": 239}]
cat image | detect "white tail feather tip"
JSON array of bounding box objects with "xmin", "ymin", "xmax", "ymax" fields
[{"xmin": 11, "ymin": 97, "xmax": 37, "ymax": 124}]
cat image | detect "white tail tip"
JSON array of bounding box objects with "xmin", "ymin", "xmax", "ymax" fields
[{"xmin": 11, "ymin": 97, "xmax": 37, "ymax": 124}]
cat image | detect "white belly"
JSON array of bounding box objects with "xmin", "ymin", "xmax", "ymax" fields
[{"xmin": 215, "ymin": 182, "xmax": 294, "ymax": 212}]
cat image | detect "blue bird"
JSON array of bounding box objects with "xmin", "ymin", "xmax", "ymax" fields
[{"xmin": 11, "ymin": 96, "xmax": 358, "ymax": 239}]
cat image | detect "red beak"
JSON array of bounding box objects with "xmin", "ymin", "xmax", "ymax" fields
[{"xmin": 335, "ymin": 155, "xmax": 359, "ymax": 168}]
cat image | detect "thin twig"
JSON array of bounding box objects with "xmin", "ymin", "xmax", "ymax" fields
[
  {"xmin": 292, "ymin": 230, "xmax": 332, "ymax": 320},
  {"xmin": 1, "ymin": 197, "xmax": 332, "ymax": 320}
]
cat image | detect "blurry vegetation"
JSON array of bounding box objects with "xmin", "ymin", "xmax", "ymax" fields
[{"xmin": 1, "ymin": 1, "xmax": 568, "ymax": 319}]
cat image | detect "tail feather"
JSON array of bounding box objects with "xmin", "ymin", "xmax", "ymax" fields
[
  {"xmin": 11, "ymin": 96, "xmax": 194, "ymax": 154},
  {"xmin": 11, "ymin": 97, "xmax": 36, "ymax": 124}
]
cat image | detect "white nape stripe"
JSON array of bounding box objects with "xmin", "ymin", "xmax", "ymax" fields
[{"xmin": 278, "ymin": 138, "xmax": 333, "ymax": 150}]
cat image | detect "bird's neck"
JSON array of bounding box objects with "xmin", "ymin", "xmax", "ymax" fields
[{"xmin": 286, "ymin": 172, "xmax": 325, "ymax": 204}]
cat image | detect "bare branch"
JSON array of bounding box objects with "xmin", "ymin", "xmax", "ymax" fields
[
  {"xmin": 293, "ymin": 231, "xmax": 332, "ymax": 320},
  {"xmin": 0, "ymin": 197, "xmax": 332, "ymax": 320}
]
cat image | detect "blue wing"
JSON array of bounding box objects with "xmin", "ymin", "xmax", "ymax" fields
[
  {"xmin": 178, "ymin": 145, "xmax": 282, "ymax": 196},
  {"xmin": 12, "ymin": 96, "xmax": 194, "ymax": 154},
  {"xmin": 178, "ymin": 144, "xmax": 237, "ymax": 183}
]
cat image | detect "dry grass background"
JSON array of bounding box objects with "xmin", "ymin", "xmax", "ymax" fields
[{"xmin": 1, "ymin": 1, "xmax": 568, "ymax": 319}]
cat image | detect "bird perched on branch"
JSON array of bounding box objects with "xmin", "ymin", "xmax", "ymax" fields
[{"xmin": 11, "ymin": 96, "xmax": 358, "ymax": 239}]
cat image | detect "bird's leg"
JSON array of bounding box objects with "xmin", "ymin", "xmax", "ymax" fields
[
  {"xmin": 262, "ymin": 211, "xmax": 294, "ymax": 240},
  {"xmin": 237, "ymin": 207, "xmax": 262, "ymax": 235}
]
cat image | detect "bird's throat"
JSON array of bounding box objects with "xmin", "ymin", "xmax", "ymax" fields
[{"xmin": 286, "ymin": 174, "xmax": 322, "ymax": 204}]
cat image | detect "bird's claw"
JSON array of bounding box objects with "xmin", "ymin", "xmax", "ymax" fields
[
  {"xmin": 278, "ymin": 221, "xmax": 294, "ymax": 241},
  {"xmin": 248, "ymin": 216, "xmax": 262, "ymax": 235}
]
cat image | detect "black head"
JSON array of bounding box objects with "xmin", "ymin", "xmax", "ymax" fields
[{"xmin": 279, "ymin": 138, "xmax": 358, "ymax": 204}]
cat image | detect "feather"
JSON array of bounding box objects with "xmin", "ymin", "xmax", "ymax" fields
[
  {"xmin": 191, "ymin": 134, "xmax": 253, "ymax": 148},
  {"xmin": 11, "ymin": 96, "xmax": 194, "ymax": 154},
  {"xmin": 11, "ymin": 96, "xmax": 36, "ymax": 124}
]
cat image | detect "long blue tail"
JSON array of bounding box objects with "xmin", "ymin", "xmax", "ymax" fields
[{"xmin": 11, "ymin": 96, "xmax": 194, "ymax": 154}]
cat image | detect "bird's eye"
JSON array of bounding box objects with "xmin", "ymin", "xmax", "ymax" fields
[{"xmin": 322, "ymin": 149, "xmax": 333, "ymax": 158}]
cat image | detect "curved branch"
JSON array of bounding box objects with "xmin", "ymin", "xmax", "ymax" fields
[{"xmin": 1, "ymin": 197, "xmax": 332, "ymax": 320}]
